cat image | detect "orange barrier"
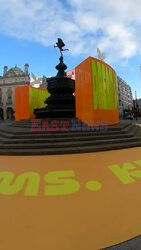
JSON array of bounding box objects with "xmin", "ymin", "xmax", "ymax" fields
[
  {"xmin": 15, "ymin": 86, "xmax": 50, "ymax": 121},
  {"xmin": 15, "ymin": 86, "xmax": 30, "ymax": 121},
  {"xmin": 75, "ymin": 56, "xmax": 119, "ymax": 125}
]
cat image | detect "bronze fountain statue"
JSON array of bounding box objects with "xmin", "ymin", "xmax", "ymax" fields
[
  {"xmin": 54, "ymin": 38, "xmax": 69, "ymax": 57},
  {"xmin": 34, "ymin": 38, "xmax": 75, "ymax": 118}
]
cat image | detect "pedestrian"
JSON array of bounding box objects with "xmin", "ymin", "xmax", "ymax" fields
[{"xmin": 134, "ymin": 107, "xmax": 138, "ymax": 121}]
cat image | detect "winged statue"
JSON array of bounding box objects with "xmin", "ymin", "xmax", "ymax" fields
[
  {"xmin": 31, "ymin": 73, "xmax": 37, "ymax": 81},
  {"xmin": 54, "ymin": 38, "xmax": 69, "ymax": 56},
  {"xmin": 97, "ymin": 48, "xmax": 106, "ymax": 61}
]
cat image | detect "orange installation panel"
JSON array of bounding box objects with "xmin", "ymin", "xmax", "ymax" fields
[
  {"xmin": 75, "ymin": 56, "xmax": 119, "ymax": 126},
  {"xmin": 15, "ymin": 85, "xmax": 30, "ymax": 121},
  {"xmin": 75, "ymin": 57, "xmax": 93, "ymax": 122}
]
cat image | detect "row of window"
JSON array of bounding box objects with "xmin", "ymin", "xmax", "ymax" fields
[{"xmin": 0, "ymin": 88, "xmax": 13, "ymax": 105}]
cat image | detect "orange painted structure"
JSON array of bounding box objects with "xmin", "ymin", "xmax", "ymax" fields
[
  {"xmin": 15, "ymin": 86, "xmax": 50, "ymax": 121},
  {"xmin": 75, "ymin": 57, "xmax": 119, "ymax": 125},
  {"xmin": 15, "ymin": 57, "xmax": 118, "ymax": 124}
]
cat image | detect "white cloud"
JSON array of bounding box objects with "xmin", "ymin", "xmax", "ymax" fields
[{"xmin": 0, "ymin": 0, "xmax": 141, "ymax": 62}]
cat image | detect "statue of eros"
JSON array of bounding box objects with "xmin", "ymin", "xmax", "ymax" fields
[{"xmin": 54, "ymin": 38, "xmax": 69, "ymax": 56}]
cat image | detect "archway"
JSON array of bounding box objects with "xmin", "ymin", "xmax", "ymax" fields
[
  {"xmin": 0, "ymin": 108, "xmax": 4, "ymax": 120},
  {"xmin": 6, "ymin": 107, "xmax": 15, "ymax": 120}
]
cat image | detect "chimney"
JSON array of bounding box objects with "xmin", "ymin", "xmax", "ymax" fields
[
  {"xmin": 3, "ymin": 66, "xmax": 8, "ymax": 76},
  {"xmin": 24, "ymin": 64, "xmax": 29, "ymax": 74}
]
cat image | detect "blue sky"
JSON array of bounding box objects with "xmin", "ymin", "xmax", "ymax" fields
[{"xmin": 0, "ymin": 0, "xmax": 141, "ymax": 98}]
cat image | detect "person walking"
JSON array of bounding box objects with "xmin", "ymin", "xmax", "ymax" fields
[{"xmin": 134, "ymin": 107, "xmax": 138, "ymax": 121}]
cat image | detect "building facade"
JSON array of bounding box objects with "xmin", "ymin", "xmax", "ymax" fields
[
  {"xmin": 0, "ymin": 64, "xmax": 30, "ymax": 120},
  {"xmin": 66, "ymin": 69, "xmax": 75, "ymax": 80},
  {"xmin": 117, "ymin": 76, "xmax": 133, "ymax": 115},
  {"xmin": 137, "ymin": 98, "xmax": 141, "ymax": 112},
  {"xmin": 30, "ymin": 73, "xmax": 48, "ymax": 89}
]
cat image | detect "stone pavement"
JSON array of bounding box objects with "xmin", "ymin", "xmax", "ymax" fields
[
  {"xmin": 132, "ymin": 117, "xmax": 141, "ymax": 125},
  {"xmin": 105, "ymin": 236, "xmax": 141, "ymax": 249}
]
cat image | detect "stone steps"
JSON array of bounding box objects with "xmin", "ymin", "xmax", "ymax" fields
[
  {"xmin": 0, "ymin": 120, "xmax": 140, "ymax": 155},
  {"xmin": 1, "ymin": 135, "xmax": 141, "ymax": 149},
  {"xmin": 0, "ymin": 129, "xmax": 132, "ymax": 140},
  {"xmin": 0, "ymin": 123, "xmax": 132, "ymax": 138},
  {"xmin": 0, "ymin": 119, "xmax": 131, "ymax": 134},
  {"xmin": 2, "ymin": 133, "xmax": 134, "ymax": 144},
  {"xmin": 0, "ymin": 125, "xmax": 128, "ymax": 134},
  {"xmin": 0, "ymin": 139, "xmax": 141, "ymax": 155}
]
